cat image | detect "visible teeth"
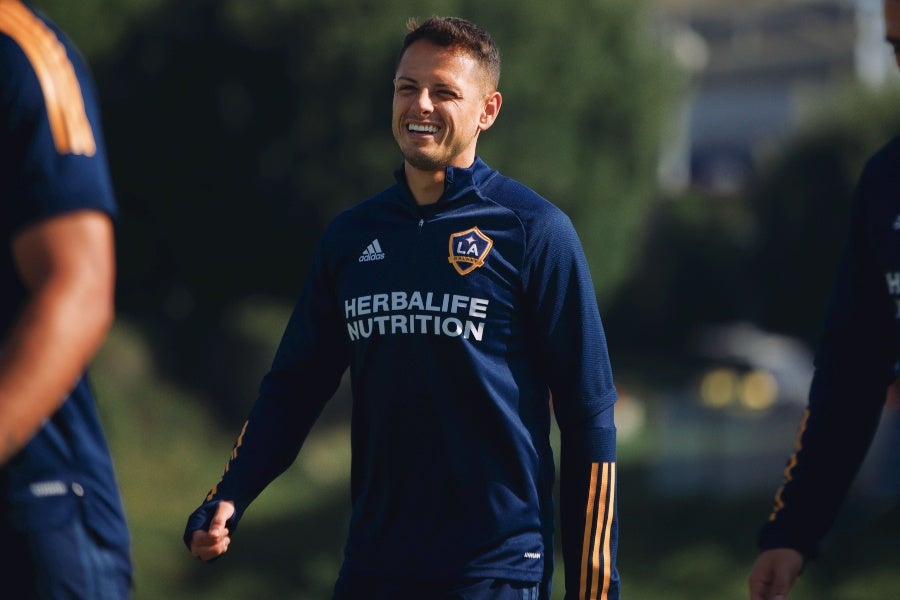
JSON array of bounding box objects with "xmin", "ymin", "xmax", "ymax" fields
[{"xmin": 408, "ymin": 123, "xmax": 438, "ymax": 133}]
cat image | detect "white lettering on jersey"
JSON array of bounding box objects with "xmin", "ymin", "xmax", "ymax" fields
[
  {"xmin": 886, "ymin": 271, "xmax": 900, "ymax": 295},
  {"xmin": 344, "ymin": 290, "xmax": 489, "ymax": 342}
]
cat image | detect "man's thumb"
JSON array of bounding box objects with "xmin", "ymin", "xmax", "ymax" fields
[
  {"xmin": 769, "ymin": 566, "xmax": 797, "ymax": 600},
  {"xmin": 209, "ymin": 502, "xmax": 233, "ymax": 535}
]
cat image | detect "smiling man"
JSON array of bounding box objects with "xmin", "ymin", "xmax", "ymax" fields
[
  {"xmin": 185, "ymin": 17, "xmax": 620, "ymax": 600},
  {"xmin": 390, "ymin": 28, "xmax": 500, "ymax": 200}
]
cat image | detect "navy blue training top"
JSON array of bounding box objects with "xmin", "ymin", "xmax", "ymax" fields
[
  {"xmin": 189, "ymin": 158, "xmax": 620, "ymax": 597},
  {"xmin": 758, "ymin": 136, "xmax": 900, "ymax": 557},
  {"xmin": 0, "ymin": 0, "xmax": 130, "ymax": 558}
]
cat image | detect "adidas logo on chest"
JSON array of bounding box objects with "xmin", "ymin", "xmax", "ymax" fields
[{"xmin": 359, "ymin": 239, "xmax": 385, "ymax": 262}]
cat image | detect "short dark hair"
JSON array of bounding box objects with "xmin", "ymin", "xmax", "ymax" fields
[{"xmin": 397, "ymin": 16, "xmax": 501, "ymax": 91}]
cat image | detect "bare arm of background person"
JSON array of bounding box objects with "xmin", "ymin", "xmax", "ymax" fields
[
  {"xmin": 190, "ymin": 500, "xmax": 236, "ymax": 561},
  {"xmin": 748, "ymin": 548, "xmax": 804, "ymax": 600},
  {"xmin": 0, "ymin": 210, "xmax": 115, "ymax": 465}
]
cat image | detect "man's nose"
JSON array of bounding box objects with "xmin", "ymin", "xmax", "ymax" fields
[{"xmin": 414, "ymin": 88, "xmax": 434, "ymax": 113}]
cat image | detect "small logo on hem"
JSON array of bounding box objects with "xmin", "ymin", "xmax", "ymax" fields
[{"xmin": 29, "ymin": 480, "xmax": 68, "ymax": 498}]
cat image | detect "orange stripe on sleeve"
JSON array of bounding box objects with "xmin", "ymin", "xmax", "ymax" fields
[
  {"xmin": 206, "ymin": 421, "xmax": 250, "ymax": 502},
  {"xmin": 599, "ymin": 463, "xmax": 616, "ymax": 599},
  {"xmin": 234, "ymin": 421, "xmax": 249, "ymax": 451},
  {"xmin": 579, "ymin": 462, "xmax": 616, "ymax": 600},
  {"xmin": 769, "ymin": 409, "xmax": 810, "ymax": 519},
  {"xmin": 579, "ymin": 462, "xmax": 600, "ymax": 598},
  {"xmin": 0, "ymin": 0, "xmax": 96, "ymax": 156}
]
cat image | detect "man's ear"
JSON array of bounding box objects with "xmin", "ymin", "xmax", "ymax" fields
[{"xmin": 478, "ymin": 91, "xmax": 502, "ymax": 132}]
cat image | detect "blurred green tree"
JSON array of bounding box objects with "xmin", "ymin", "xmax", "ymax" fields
[
  {"xmin": 31, "ymin": 0, "xmax": 163, "ymax": 58},
  {"xmin": 605, "ymin": 83, "xmax": 900, "ymax": 364}
]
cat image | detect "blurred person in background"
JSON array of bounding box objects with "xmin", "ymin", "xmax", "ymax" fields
[
  {"xmin": 748, "ymin": 1, "xmax": 900, "ymax": 598},
  {"xmin": 184, "ymin": 15, "xmax": 619, "ymax": 600},
  {"xmin": 0, "ymin": 1, "xmax": 132, "ymax": 598}
]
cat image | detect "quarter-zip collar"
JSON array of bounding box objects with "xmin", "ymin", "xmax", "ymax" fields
[{"xmin": 393, "ymin": 157, "xmax": 498, "ymax": 212}]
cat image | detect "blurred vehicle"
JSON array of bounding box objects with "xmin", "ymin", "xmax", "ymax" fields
[
  {"xmin": 650, "ymin": 322, "xmax": 815, "ymax": 496},
  {"xmin": 689, "ymin": 321, "xmax": 814, "ymax": 413}
]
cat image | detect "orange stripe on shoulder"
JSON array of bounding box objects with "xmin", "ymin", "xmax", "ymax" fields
[{"xmin": 0, "ymin": 0, "xmax": 96, "ymax": 156}]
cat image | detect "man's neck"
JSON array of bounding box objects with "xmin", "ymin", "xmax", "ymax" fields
[{"xmin": 404, "ymin": 164, "xmax": 447, "ymax": 206}]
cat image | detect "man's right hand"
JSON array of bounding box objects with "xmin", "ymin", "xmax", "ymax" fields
[
  {"xmin": 748, "ymin": 548, "xmax": 804, "ymax": 600},
  {"xmin": 189, "ymin": 500, "xmax": 236, "ymax": 561}
]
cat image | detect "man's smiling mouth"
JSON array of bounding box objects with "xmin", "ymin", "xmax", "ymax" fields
[{"xmin": 408, "ymin": 123, "xmax": 439, "ymax": 134}]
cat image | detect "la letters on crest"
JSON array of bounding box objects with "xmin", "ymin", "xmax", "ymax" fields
[{"xmin": 448, "ymin": 227, "xmax": 493, "ymax": 275}]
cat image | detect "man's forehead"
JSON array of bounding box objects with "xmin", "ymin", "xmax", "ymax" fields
[
  {"xmin": 396, "ymin": 43, "xmax": 487, "ymax": 87},
  {"xmin": 398, "ymin": 41, "xmax": 478, "ymax": 69}
]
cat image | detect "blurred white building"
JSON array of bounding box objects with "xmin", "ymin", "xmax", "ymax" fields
[{"xmin": 654, "ymin": 0, "xmax": 898, "ymax": 195}]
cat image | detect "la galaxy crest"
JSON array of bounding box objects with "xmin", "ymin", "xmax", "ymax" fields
[{"xmin": 448, "ymin": 227, "xmax": 493, "ymax": 275}]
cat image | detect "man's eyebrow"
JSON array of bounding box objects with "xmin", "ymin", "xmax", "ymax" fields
[{"xmin": 393, "ymin": 76, "xmax": 460, "ymax": 92}]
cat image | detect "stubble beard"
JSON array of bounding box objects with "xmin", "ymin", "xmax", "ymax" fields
[
  {"xmin": 397, "ymin": 129, "xmax": 478, "ymax": 173},
  {"xmin": 401, "ymin": 148, "xmax": 449, "ymax": 172}
]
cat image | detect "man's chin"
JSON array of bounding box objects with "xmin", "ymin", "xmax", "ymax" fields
[{"xmin": 402, "ymin": 152, "xmax": 448, "ymax": 173}]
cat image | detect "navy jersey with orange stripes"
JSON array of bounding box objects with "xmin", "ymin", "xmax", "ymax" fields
[
  {"xmin": 758, "ymin": 136, "xmax": 900, "ymax": 557},
  {"xmin": 186, "ymin": 158, "xmax": 620, "ymax": 598},
  {"xmin": 0, "ymin": 0, "xmax": 130, "ymax": 572}
]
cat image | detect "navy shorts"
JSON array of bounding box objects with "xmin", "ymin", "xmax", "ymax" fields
[
  {"xmin": 333, "ymin": 574, "xmax": 542, "ymax": 600},
  {"xmin": 0, "ymin": 517, "xmax": 132, "ymax": 599}
]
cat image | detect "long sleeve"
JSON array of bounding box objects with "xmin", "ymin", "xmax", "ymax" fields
[
  {"xmin": 758, "ymin": 151, "xmax": 898, "ymax": 557},
  {"xmin": 193, "ymin": 235, "xmax": 350, "ymax": 525},
  {"xmin": 525, "ymin": 208, "xmax": 619, "ymax": 599},
  {"xmin": 557, "ymin": 408, "xmax": 618, "ymax": 600}
]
